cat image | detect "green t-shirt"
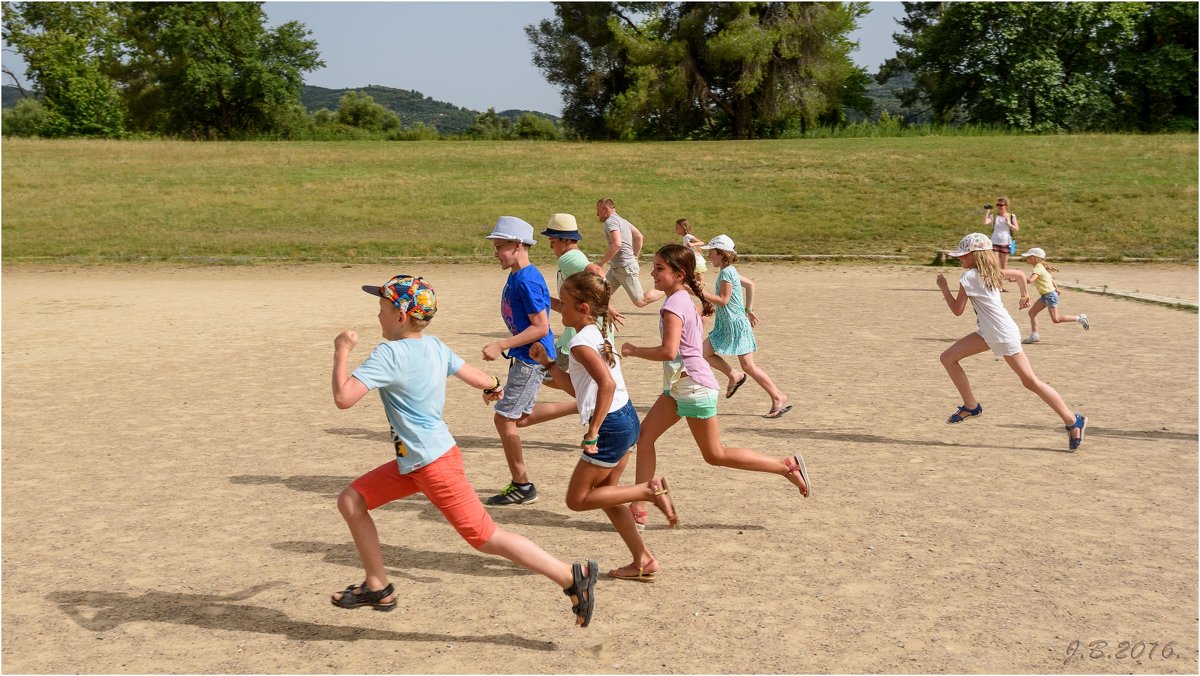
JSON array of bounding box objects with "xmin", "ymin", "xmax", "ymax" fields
[{"xmin": 554, "ymin": 248, "xmax": 614, "ymax": 353}]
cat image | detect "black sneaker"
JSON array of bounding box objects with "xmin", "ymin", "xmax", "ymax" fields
[{"xmin": 486, "ymin": 482, "xmax": 538, "ymax": 505}]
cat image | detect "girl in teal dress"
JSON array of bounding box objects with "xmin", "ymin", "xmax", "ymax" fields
[{"xmin": 699, "ymin": 235, "xmax": 792, "ymax": 418}]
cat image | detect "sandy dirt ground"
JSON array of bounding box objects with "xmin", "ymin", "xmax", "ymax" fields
[{"xmin": 2, "ymin": 261, "xmax": 1196, "ymax": 674}]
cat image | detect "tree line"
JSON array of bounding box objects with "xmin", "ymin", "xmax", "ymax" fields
[{"xmin": 4, "ymin": 1, "xmax": 1194, "ymax": 141}]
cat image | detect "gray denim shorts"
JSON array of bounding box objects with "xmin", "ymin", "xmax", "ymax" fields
[{"xmin": 495, "ymin": 358, "xmax": 546, "ymax": 419}]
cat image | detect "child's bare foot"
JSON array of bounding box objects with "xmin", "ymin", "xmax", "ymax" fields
[
  {"xmin": 609, "ymin": 556, "xmax": 659, "ymax": 582},
  {"xmin": 783, "ymin": 454, "xmax": 810, "ymax": 498},
  {"xmin": 764, "ymin": 395, "xmax": 792, "ymax": 419}
]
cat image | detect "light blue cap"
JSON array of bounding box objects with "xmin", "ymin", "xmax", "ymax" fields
[{"xmin": 485, "ymin": 216, "xmax": 536, "ymax": 246}]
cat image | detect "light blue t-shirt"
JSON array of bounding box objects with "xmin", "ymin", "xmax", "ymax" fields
[{"xmin": 352, "ymin": 335, "xmax": 465, "ymax": 473}]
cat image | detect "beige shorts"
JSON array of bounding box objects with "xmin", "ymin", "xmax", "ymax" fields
[{"xmin": 606, "ymin": 262, "xmax": 645, "ymax": 302}]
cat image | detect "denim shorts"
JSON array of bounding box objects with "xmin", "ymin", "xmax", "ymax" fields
[
  {"xmin": 664, "ymin": 376, "xmax": 719, "ymax": 419},
  {"xmin": 581, "ymin": 400, "xmax": 639, "ymax": 468},
  {"xmin": 1040, "ymin": 290, "xmax": 1060, "ymax": 308},
  {"xmin": 494, "ymin": 358, "xmax": 545, "ymax": 419}
]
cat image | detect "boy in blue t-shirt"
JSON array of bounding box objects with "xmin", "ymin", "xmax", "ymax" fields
[
  {"xmin": 329, "ymin": 273, "xmax": 596, "ymax": 626},
  {"xmin": 481, "ymin": 216, "xmax": 555, "ymax": 506}
]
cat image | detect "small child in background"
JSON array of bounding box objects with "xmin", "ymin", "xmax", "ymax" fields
[
  {"xmin": 530, "ymin": 271, "xmax": 676, "ymax": 582},
  {"xmin": 1018, "ymin": 247, "xmax": 1089, "ymax": 344},
  {"xmin": 935, "ymin": 233, "xmax": 1086, "ymax": 451},
  {"xmin": 329, "ymin": 274, "xmax": 597, "ymax": 626},
  {"xmin": 675, "ymin": 218, "xmax": 708, "ymax": 283},
  {"xmin": 699, "ymin": 235, "xmax": 791, "ymax": 418}
]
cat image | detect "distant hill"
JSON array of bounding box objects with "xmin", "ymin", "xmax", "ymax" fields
[
  {"xmin": 3, "ymin": 84, "xmax": 34, "ymax": 109},
  {"xmin": 2, "ymin": 83, "xmax": 559, "ymax": 135},
  {"xmin": 847, "ymin": 71, "xmax": 931, "ymax": 124},
  {"xmin": 300, "ymin": 84, "xmax": 558, "ymax": 134}
]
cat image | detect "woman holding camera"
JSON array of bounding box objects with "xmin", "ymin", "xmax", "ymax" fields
[{"xmin": 983, "ymin": 197, "xmax": 1020, "ymax": 268}]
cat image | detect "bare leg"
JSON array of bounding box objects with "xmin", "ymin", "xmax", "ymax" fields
[
  {"xmin": 631, "ymin": 394, "xmax": 681, "ymax": 521},
  {"xmin": 333, "ymin": 487, "xmax": 395, "ymax": 604},
  {"xmin": 1028, "ymin": 299, "xmax": 1046, "ymax": 334},
  {"xmin": 1047, "ymin": 307, "xmax": 1079, "ymax": 324},
  {"xmin": 494, "ymin": 413, "xmax": 529, "ymax": 483},
  {"xmin": 939, "ymin": 332, "xmax": 991, "ymax": 408},
  {"xmin": 703, "ymin": 337, "xmax": 739, "ymax": 386},
  {"xmin": 998, "ymin": 251, "xmax": 1009, "ymax": 269},
  {"xmin": 1002, "ymin": 351, "xmax": 1077, "ymax": 428},
  {"xmin": 685, "ymin": 416, "xmax": 807, "ymax": 494},
  {"xmin": 737, "ymin": 352, "xmax": 787, "ymax": 410},
  {"xmin": 564, "ymin": 455, "xmax": 659, "ymax": 570},
  {"xmin": 516, "ymin": 401, "xmax": 578, "ymax": 429}
]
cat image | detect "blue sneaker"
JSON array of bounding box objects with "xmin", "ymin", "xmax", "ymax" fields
[
  {"xmin": 1066, "ymin": 414, "xmax": 1087, "ymax": 451},
  {"xmin": 947, "ymin": 402, "xmax": 983, "ymax": 424}
]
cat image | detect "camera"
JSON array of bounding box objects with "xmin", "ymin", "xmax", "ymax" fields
[{"xmin": 983, "ymin": 203, "xmax": 993, "ymax": 210}]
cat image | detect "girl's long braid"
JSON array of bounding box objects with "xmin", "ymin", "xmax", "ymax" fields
[
  {"xmin": 658, "ymin": 244, "xmax": 713, "ymax": 316},
  {"xmin": 562, "ymin": 271, "xmax": 616, "ymax": 367}
]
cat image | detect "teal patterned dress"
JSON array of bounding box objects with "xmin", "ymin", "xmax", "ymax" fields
[{"xmin": 709, "ymin": 266, "xmax": 757, "ymax": 355}]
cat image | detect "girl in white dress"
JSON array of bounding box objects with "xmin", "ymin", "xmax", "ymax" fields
[{"xmin": 935, "ymin": 233, "xmax": 1086, "ymax": 451}]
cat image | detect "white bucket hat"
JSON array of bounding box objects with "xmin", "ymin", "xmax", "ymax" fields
[
  {"xmin": 485, "ymin": 216, "xmax": 536, "ymax": 246},
  {"xmin": 946, "ymin": 232, "xmax": 993, "ymax": 257},
  {"xmin": 700, "ymin": 234, "xmax": 736, "ymax": 252},
  {"xmin": 1019, "ymin": 247, "xmax": 1046, "ymax": 259}
]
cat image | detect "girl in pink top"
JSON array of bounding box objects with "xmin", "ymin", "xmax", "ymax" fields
[{"xmin": 620, "ymin": 245, "xmax": 810, "ymax": 539}]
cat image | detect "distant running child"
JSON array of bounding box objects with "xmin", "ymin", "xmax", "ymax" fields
[
  {"xmin": 1017, "ymin": 246, "xmax": 1089, "ymax": 344},
  {"xmin": 621, "ymin": 244, "xmax": 810, "ymax": 535},
  {"xmin": 698, "ymin": 235, "xmax": 791, "ymax": 418},
  {"xmin": 481, "ymin": 216, "xmax": 557, "ymax": 506},
  {"xmin": 675, "ymin": 218, "xmax": 708, "ymax": 284},
  {"xmin": 529, "ymin": 271, "xmax": 676, "ymax": 582},
  {"xmin": 935, "ymin": 233, "xmax": 1087, "ymax": 451},
  {"xmin": 329, "ymin": 274, "xmax": 597, "ymax": 626}
]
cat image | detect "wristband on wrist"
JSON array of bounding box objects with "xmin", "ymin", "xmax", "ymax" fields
[
  {"xmin": 483, "ymin": 376, "xmax": 502, "ymax": 394},
  {"xmin": 582, "ymin": 437, "xmax": 598, "ymax": 446},
  {"xmin": 745, "ymin": 306, "xmax": 753, "ymax": 312}
]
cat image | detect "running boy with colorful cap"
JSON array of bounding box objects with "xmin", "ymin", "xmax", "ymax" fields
[
  {"xmin": 481, "ymin": 216, "xmax": 556, "ymax": 505},
  {"xmin": 329, "ymin": 273, "xmax": 598, "ymax": 626}
]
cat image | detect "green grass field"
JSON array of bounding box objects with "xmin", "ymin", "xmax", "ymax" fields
[{"xmin": 2, "ymin": 135, "xmax": 1195, "ymax": 263}]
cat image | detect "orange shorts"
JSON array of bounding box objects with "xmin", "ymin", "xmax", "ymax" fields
[{"xmin": 350, "ymin": 446, "xmax": 497, "ymax": 548}]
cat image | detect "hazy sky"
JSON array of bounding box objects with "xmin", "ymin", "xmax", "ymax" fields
[{"xmin": 1, "ymin": 2, "xmax": 907, "ymax": 116}]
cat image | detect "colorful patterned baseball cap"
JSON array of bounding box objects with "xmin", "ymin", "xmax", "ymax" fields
[
  {"xmin": 362, "ymin": 274, "xmax": 437, "ymax": 320},
  {"xmin": 947, "ymin": 232, "xmax": 993, "ymax": 257}
]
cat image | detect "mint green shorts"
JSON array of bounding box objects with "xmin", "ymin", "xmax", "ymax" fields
[{"xmin": 663, "ymin": 376, "xmax": 719, "ymax": 419}]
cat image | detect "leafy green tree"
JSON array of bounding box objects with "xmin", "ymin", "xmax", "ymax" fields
[
  {"xmin": 879, "ymin": 2, "xmax": 1195, "ymax": 131},
  {"xmin": 1113, "ymin": 2, "xmax": 1198, "ymax": 131},
  {"xmin": 513, "ymin": 112, "xmax": 561, "ymax": 140},
  {"xmin": 3, "ymin": 1, "xmax": 323, "ymax": 138},
  {"xmin": 2, "ymin": 97, "xmax": 49, "ymax": 136},
  {"xmin": 529, "ymin": 2, "xmax": 869, "ymax": 140},
  {"xmin": 120, "ymin": 2, "xmax": 323, "ymax": 138},
  {"xmin": 465, "ymin": 107, "xmax": 514, "ymax": 139},
  {"xmin": 335, "ymin": 90, "xmax": 397, "ymax": 130},
  {"xmin": 2, "ymin": 2, "xmax": 125, "ymax": 137},
  {"xmin": 525, "ymin": 2, "xmax": 648, "ymax": 140}
]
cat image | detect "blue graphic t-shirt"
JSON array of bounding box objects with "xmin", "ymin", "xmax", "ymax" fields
[{"xmin": 501, "ymin": 265, "xmax": 555, "ymax": 364}]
